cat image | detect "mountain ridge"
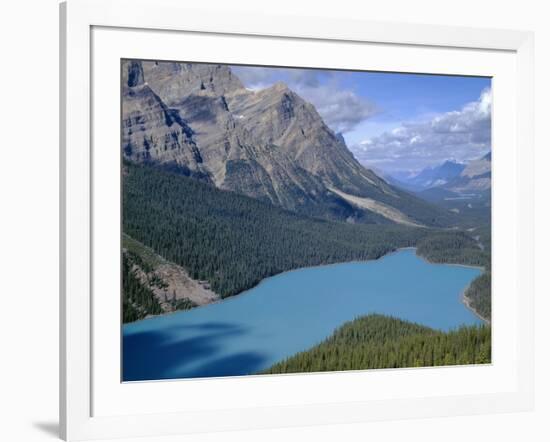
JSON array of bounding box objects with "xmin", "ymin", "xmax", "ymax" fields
[
  {"xmin": 387, "ymin": 160, "xmax": 466, "ymax": 193},
  {"xmin": 121, "ymin": 60, "xmax": 454, "ymax": 227}
]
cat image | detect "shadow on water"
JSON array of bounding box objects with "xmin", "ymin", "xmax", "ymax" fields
[
  {"xmin": 182, "ymin": 352, "xmax": 267, "ymax": 379},
  {"xmin": 123, "ymin": 321, "xmax": 268, "ymax": 381},
  {"xmin": 174, "ymin": 321, "xmax": 245, "ymax": 332}
]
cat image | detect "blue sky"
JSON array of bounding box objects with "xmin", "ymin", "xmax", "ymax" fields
[{"xmin": 231, "ymin": 65, "xmax": 491, "ymax": 175}]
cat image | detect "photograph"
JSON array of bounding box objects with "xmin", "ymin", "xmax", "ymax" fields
[
  {"xmin": 1, "ymin": 0, "xmax": 544, "ymax": 440},
  {"xmin": 121, "ymin": 59, "xmax": 492, "ymax": 382}
]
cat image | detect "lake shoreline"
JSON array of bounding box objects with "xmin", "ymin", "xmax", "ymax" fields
[
  {"xmin": 133, "ymin": 248, "xmax": 410, "ymax": 323},
  {"xmin": 414, "ymin": 250, "xmax": 485, "ymax": 272},
  {"xmin": 413, "ymin": 251, "xmax": 489, "ymax": 323},
  {"xmin": 123, "ymin": 248, "xmax": 485, "ymax": 381},
  {"xmin": 461, "ymin": 291, "xmax": 490, "ymax": 324},
  {"xmin": 128, "ymin": 246, "xmax": 486, "ymax": 326},
  {"xmin": 133, "ymin": 246, "xmax": 421, "ymax": 324}
]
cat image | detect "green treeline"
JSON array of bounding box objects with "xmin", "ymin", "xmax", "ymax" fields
[
  {"xmin": 264, "ymin": 314, "xmax": 491, "ymax": 374},
  {"xmin": 464, "ymin": 272, "xmax": 491, "ymax": 321},
  {"xmin": 122, "ymin": 162, "xmax": 491, "ymax": 320},
  {"xmin": 416, "ymin": 232, "xmax": 490, "ymax": 268},
  {"xmin": 122, "ymin": 236, "xmax": 200, "ymax": 323},
  {"xmin": 122, "ymin": 251, "xmax": 163, "ymax": 323},
  {"xmin": 415, "ymin": 232, "xmax": 491, "ymax": 322},
  {"xmin": 123, "ymin": 162, "xmax": 434, "ymax": 298}
]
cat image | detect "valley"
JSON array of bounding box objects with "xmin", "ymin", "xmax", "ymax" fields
[
  {"xmin": 389, "ymin": 154, "xmax": 492, "ymax": 228},
  {"xmin": 123, "ymin": 162, "xmax": 491, "ymax": 322}
]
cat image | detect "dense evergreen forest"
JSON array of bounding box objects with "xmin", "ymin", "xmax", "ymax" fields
[
  {"xmin": 416, "ymin": 232, "xmax": 490, "ymax": 268},
  {"xmin": 123, "ymin": 162, "xmax": 433, "ymax": 298},
  {"xmin": 264, "ymin": 314, "xmax": 491, "ymax": 374},
  {"xmin": 122, "ymin": 251, "xmax": 163, "ymax": 323},
  {"xmin": 464, "ymin": 272, "xmax": 491, "ymax": 320},
  {"xmin": 122, "ymin": 235, "xmax": 199, "ymax": 323},
  {"xmin": 122, "ymin": 162, "xmax": 491, "ymax": 319}
]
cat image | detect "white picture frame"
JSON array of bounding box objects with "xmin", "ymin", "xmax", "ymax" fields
[{"xmin": 60, "ymin": 0, "xmax": 535, "ymax": 440}]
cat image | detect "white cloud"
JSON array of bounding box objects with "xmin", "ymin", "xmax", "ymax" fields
[
  {"xmin": 288, "ymin": 69, "xmax": 323, "ymax": 88},
  {"xmin": 231, "ymin": 66, "xmax": 276, "ymax": 87},
  {"xmin": 352, "ymin": 88, "xmax": 491, "ymax": 172},
  {"xmin": 296, "ymin": 84, "xmax": 377, "ymax": 134},
  {"xmin": 231, "ymin": 66, "xmax": 376, "ymax": 134}
]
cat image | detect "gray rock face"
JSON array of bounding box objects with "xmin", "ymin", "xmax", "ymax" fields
[
  {"xmin": 141, "ymin": 62, "xmax": 245, "ymax": 102},
  {"xmin": 121, "ymin": 60, "xmax": 448, "ymax": 224},
  {"xmin": 224, "ymin": 81, "xmax": 393, "ymax": 198},
  {"xmin": 121, "ymin": 81, "xmax": 209, "ymax": 180}
]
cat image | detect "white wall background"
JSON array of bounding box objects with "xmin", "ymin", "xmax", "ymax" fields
[{"xmin": 0, "ymin": 0, "xmax": 547, "ymax": 441}]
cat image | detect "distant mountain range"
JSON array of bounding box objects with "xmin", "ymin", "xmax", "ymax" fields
[
  {"xmin": 122, "ymin": 60, "xmax": 454, "ymax": 227},
  {"xmin": 414, "ymin": 153, "xmax": 490, "ymax": 198},
  {"xmin": 385, "ymin": 154, "xmax": 491, "ymax": 224},
  {"xmin": 403, "ymin": 154, "xmax": 491, "ymax": 225},
  {"xmin": 387, "ymin": 161, "xmax": 466, "ymax": 193},
  {"xmin": 388, "ymin": 154, "xmax": 491, "ymax": 198},
  {"xmin": 444, "ymin": 152, "xmax": 491, "ymax": 194}
]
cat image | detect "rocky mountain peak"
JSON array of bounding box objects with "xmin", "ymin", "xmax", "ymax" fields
[
  {"xmin": 270, "ymin": 81, "xmax": 291, "ymax": 92},
  {"xmin": 121, "ymin": 60, "xmax": 452, "ymax": 226},
  {"xmin": 139, "ymin": 61, "xmax": 245, "ymax": 105}
]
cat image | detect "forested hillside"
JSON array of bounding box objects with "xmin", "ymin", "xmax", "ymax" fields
[
  {"xmin": 264, "ymin": 314, "xmax": 491, "ymax": 374},
  {"xmin": 123, "ymin": 162, "xmax": 491, "ymax": 318},
  {"xmin": 416, "ymin": 232, "xmax": 490, "ymax": 268},
  {"xmin": 122, "ymin": 251, "xmax": 163, "ymax": 323},
  {"xmin": 464, "ymin": 272, "xmax": 491, "ymax": 320},
  {"xmin": 122, "ymin": 234, "xmax": 223, "ymax": 323},
  {"xmin": 123, "ymin": 162, "xmax": 433, "ymax": 298}
]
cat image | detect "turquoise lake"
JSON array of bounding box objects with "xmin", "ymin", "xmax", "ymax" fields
[{"xmin": 122, "ymin": 248, "xmax": 482, "ymax": 381}]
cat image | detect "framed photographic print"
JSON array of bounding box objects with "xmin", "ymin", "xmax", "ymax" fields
[{"xmin": 60, "ymin": 0, "xmax": 534, "ymax": 440}]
